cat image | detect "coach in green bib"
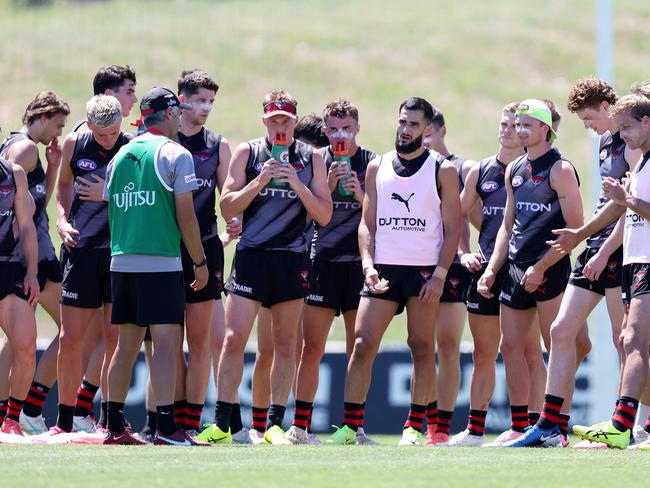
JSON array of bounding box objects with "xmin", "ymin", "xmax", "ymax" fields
[{"xmin": 103, "ymin": 87, "xmax": 210, "ymax": 446}]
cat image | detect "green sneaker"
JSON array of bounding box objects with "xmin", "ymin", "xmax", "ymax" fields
[
  {"xmin": 398, "ymin": 426, "xmax": 425, "ymax": 446},
  {"xmin": 195, "ymin": 423, "xmax": 232, "ymax": 444},
  {"xmin": 573, "ymin": 420, "xmax": 630, "ymax": 449},
  {"xmin": 325, "ymin": 425, "xmax": 357, "ymax": 445},
  {"xmin": 264, "ymin": 425, "xmax": 292, "ymax": 445}
]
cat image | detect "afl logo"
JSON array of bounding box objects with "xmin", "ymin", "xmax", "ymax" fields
[
  {"xmin": 512, "ymin": 175, "xmax": 524, "ymax": 187},
  {"xmin": 77, "ymin": 159, "xmax": 97, "ymax": 171},
  {"xmin": 600, "ymin": 149, "xmax": 608, "ymax": 161},
  {"xmin": 481, "ymin": 181, "xmax": 499, "ymax": 192},
  {"xmin": 0, "ymin": 185, "xmax": 14, "ymax": 197}
]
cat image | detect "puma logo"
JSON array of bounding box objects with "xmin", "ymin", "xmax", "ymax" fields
[
  {"xmin": 125, "ymin": 151, "xmax": 146, "ymax": 170},
  {"xmin": 391, "ymin": 192, "xmax": 415, "ymax": 212}
]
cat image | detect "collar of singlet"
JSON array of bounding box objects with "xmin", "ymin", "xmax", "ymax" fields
[
  {"xmin": 146, "ymin": 127, "xmax": 166, "ymax": 137},
  {"xmin": 527, "ymin": 147, "xmax": 561, "ymax": 166}
]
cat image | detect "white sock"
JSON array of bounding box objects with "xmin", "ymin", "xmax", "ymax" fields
[{"xmin": 635, "ymin": 403, "xmax": 650, "ymax": 428}]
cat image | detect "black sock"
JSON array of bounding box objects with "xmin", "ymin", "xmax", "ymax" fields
[
  {"xmin": 23, "ymin": 381, "xmax": 50, "ymax": 417},
  {"xmin": 144, "ymin": 410, "xmax": 157, "ymax": 433},
  {"xmin": 98, "ymin": 401, "xmax": 108, "ymax": 428},
  {"xmin": 342, "ymin": 402, "xmax": 364, "ymax": 432},
  {"xmin": 292, "ymin": 400, "xmax": 313, "ymax": 431},
  {"xmin": 528, "ymin": 411, "xmax": 540, "ymax": 426},
  {"xmin": 74, "ymin": 380, "xmax": 99, "ymax": 417},
  {"xmin": 538, "ymin": 394, "xmax": 564, "ymax": 430},
  {"xmin": 559, "ymin": 414, "xmax": 570, "ymax": 437},
  {"xmin": 230, "ymin": 403, "xmax": 243, "ymax": 434},
  {"xmin": 156, "ymin": 404, "xmax": 178, "ymax": 436},
  {"xmin": 267, "ymin": 404, "xmax": 286, "ymax": 429},
  {"xmin": 174, "ymin": 400, "xmax": 187, "ymax": 430},
  {"xmin": 107, "ymin": 401, "xmax": 125, "ymax": 434},
  {"xmin": 215, "ymin": 401, "xmax": 233, "ymax": 432},
  {"xmin": 612, "ymin": 396, "xmax": 639, "ymax": 432},
  {"xmin": 56, "ymin": 404, "xmax": 75, "ymax": 433}
]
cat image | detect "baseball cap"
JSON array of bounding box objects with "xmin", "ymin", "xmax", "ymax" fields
[
  {"xmin": 263, "ymin": 99, "xmax": 297, "ymax": 120},
  {"xmin": 516, "ymin": 99, "xmax": 557, "ymax": 140},
  {"xmin": 140, "ymin": 87, "xmax": 192, "ymax": 115}
]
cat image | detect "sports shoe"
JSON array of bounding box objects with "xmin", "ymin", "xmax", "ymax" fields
[
  {"xmin": 73, "ymin": 415, "xmax": 97, "ymax": 433},
  {"xmin": 1, "ymin": 419, "xmax": 24, "ymax": 436},
  {"xmin": 43, "ymin": 426, "xmax": 68, "ymax": 436},
  {"xmin": 441, "ymin": 429, "xmax": 485, "ymax": 447},
  {"xmin": 184, "ymin": 429, "xmax": 199, "ymax": 438},
  {"xmin": 503, "ymin": 424, "xmax": 560, "ymax": 448},
  {"xmin": 19, "ymin": 412, "xmax": 47, "ymax": 435},
  {"xmin": 232, "ymin": 427, "xmax": 252, "ymax": 444},
  {"xmin": 264, "ymin": 425, "xmax": 292, "ymax": 445},
  {"xmin": 632, "ymin": 425, "xmax": 650, "ymax": 444},
  {"xmin": 154, "ymin": 430, "xmax": 211, "ymax": 446},
  {"xmin": 572, "ymin": 439, "xmax": 607, "ymax": 449},
  {"xmin": 573, "ymin": 420, "xmax": 630, "ymax": 449},
  {"xmin": 137, "ymin": 426, "xmax": 155, "ymax": 443},
  {"xmin": 307, "ymin": 433, "xmax": 322, "ymax": 445},
  {"xmin": 325, "ymin": 425, "xmax": 356, "ymax": 445},
  {"xmin": 629, "ymin": 438, "xmax": 650, "ymax": 450},
  {"xmin": 355, "ymin": 427, "xmax": 378, "ymax": 445},
  {"xmin": 483, "ymin": 429, "xmax": 523, "ymax": 447},
  {"xmin": 195, "ymin": 423, "xmax": 232, "ymax": 444},
  {"xmin": 103, "ymin": 429, "xmax": 147, "ymax": 445},
  {"xmin": 249, "ymin": 428, "xmax": 265, "ymax": 445},
  {"xmin": 399, "ymin": 426, "xmax": 424, "ymax": 446},
  {"xmin": 546, "ymin": 434, "xmax": 570, "ymax": 448},
  {"xmin": 285, "ymin": 425, "xmax": 309, "ymax": 445},
  {"xmin": 425, "ymin": 431, "xmax": 448, "ymax": 446}
]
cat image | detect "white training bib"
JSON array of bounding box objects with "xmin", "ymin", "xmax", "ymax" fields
[
  {"xmin": 374, "ymin": 150, "xmax": 443, "ymax": 266},
  {"xmin": 624, "ymin": 156, "xmax": 650, "ymax": 265}
]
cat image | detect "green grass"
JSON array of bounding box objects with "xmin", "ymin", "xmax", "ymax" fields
[
  {"xmin": 2, "ymin": 0, "xmax": 650, "ymax": 344},
  {"xmin": 1, "ymin": 436, "xmax": 649, "ymax": 488}
]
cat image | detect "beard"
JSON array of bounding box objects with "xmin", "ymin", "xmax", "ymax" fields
[{"xmin": 395, "ymin": 133, "xmax": 423, "ymax": 154}]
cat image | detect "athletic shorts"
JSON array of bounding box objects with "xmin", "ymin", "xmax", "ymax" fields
[
  {"xmin": 37, "ymin": 257, "xmax": 62, "ymax": 291},
  {"xmin": 499, "ymin": 256, "xmax": 571, "ymax": 310},
  {"xmin": 360, "ymin": 263, "xmax": 437, "ymax": 315},
  {"xmin": 181, "ymin": 237, "xmax": 224, "ymax": 304},
  {"xmin": 569, "ymin": 246, "xmax": 623, "ymax": 295},
  {"xmin": 305, "ymin": 259, "xmax": 363, "ymax": 315},
  {"xmin": 441, "ymin": 262, "xmax": 471, "ymax": 303},
  {"xmin": 0, "ymin": 261, "xmax": 29, "ymax": 301},
  {"xmin": 225, "ymin": 249, "xmax": 309, "ymax": 307},
  {"xmin": 465, "ymin": 264, "xmax": 508, "ymax": 316},
  {"xmin": 60, "ymin": 246, "xmax": 111, "ymax": 308},
  {"xmin": 111, "ymin": 271, "xmax": 184, "ymax": 326},
  {"xmin": 621, "ymin": 263, "xmax": 650, "ymax": 305}
]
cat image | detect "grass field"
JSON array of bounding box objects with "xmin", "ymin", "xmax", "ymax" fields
[{"xmin": 1, "ymin": 436, "xmax": 650, "ymax": 488}]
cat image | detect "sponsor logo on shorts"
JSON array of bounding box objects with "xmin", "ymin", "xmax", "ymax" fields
[
  {"xmin": 307, "ymin": 294, "xmax": 324, "ymax": 302},
  {"xmin": 419, "ymin": 270, "xmax": 432, "ymax": 280},
  {"xmin": 499, "ymin": 292, "xmax": 512, "ymax": 301},
  {"xmin": 77, "ymin": 159, "xmax": 97, "ymax": 171},
  {"xmin": 300, "ymin": 269, "xmax": 310, "ymax": 289},
  {"xmin": 481, "ymin": 181, "xmax": 499, "ymax": 192},
  {"xmin": 536, "ymin": 277, "xmax": 548, "ymax": 295},
  {"xmin": 634, "ymin": 266, "xmax": 647, "ymax": 290},
  {"xmin": 512, "ymin": 175, "xmax": 524, "ymax": 187},
  {"xmin": 0, "ymin": 185, "xmax": 14, "ymax": 197},
  {"xmin": 231, "ymin": 282, "xmax": 253, "ymax": 293},
  {"xmin": 467, "ymin": 302, "xmax": 479, "ymax": 309},
  {"xmin": 62, "ymin": 290, "xmax": 78, "ymax": 299}
]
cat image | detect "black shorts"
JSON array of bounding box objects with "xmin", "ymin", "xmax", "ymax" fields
[
  {"xmin": 499, "ymin": 256, "xmax": 571, "ymax": 310},
  {"xmin": 225, "ymin": 249, "xmax": 309, "ymax": 307},
  {"xmin": 465, "ymin": 264, "xmax": 508, "ymax": 316},
  {"xmin": 37, "ymin": 257, "xmax": 62, "ymax": 291},
  {"xmin": 621, "ymin": 263, "xmax": 650, "ymax": 305},
  {"xmin": 569, "ymin": 246, "xmax": 623, "ymax": 296},
  {"xmin": 360, "ymin": 264, "xmax": 436, "ymax": 315},
  {"xmin": 305, "ymin": 259, "xmax": 363, "ymax": 315},
  {"xmin": 111, "ymin": 271, "xmax": 185, "ymax": 326},
  {"xmin": 0, "ymin": 261, "xmax": 29, "ymax": 301},
  {"xmin": 60, "ymin": 247, "xmax": 111, "ymax": 308},
  {"xmin": 181, "ymin": 237, "xmax": 224, "ymax": 304},
  {"xmin": 441, "ymin": 262, "xmax": 471, "ymax": 303}
]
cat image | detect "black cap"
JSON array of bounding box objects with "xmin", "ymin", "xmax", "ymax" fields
[{"xmin": 140, "ymin": 87, "xmax": 192, "ymax": 115}]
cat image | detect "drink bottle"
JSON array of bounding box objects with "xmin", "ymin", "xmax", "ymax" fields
[
  {"xmin": 270, "ymin": 133, "xmax": 289, "ymax": 188},
  {"xmin": 334, "ymin": 140, "xmax": 353, "ymax": 196}
]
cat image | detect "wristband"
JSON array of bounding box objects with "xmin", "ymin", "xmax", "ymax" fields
[
  {"xmin": 433, "ymin": 266, "xmax": 448, "ymax": 281},
  {"xmin": 193, "ymin": 257, "xmax": 207, "ymax": 268}
]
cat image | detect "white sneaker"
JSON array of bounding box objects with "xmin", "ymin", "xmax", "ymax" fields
[
  {"xmin": 307, "ymin": 433, "xmax": 321, "ymax": 445},
  {"xmin": 72, "ymin": 415, "xmax": 97, "ymax": 433},
  {"xmin": 19, "ymin": 411, "xmax": 47, "ymax": 435},
  {"xmin": 398, "ymin": 426, "xmax": 424, "ymax": 446},
  {"xmin": 633, "ymin": 425, "xmax": 650, "ymax": 445},
  {"xmin": 232, "ymin": 427, "xmax": 252, "ymax": 444},
  {"xmin": 285, "ymin": 425, "xmax": 309, "ymax": 445},
  {"xmin": 443, "ymin": 429, "xmax": 484, "ymax": 447},
  {"xmin": 482, "ymin": 429, "xmax": 523, "ymax": 447},
  {"xmin": 355, "ymin": 427, "xmax": 378, "ymax": 445},
  {"xmin": 249, "ymin": 428, "xmax": 266, "ymax": 445}
]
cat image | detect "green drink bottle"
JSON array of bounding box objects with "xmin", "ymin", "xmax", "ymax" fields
[
  {"xmin": 270, "ymin": 133, "xmax": 289, "ymax": 188},
  {"xmin": 334, "ymin": 140, "xmax": 353, "ymax": 197}
]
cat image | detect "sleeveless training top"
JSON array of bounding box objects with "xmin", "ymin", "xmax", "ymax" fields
[
  {"xmin": 623, "ymin": 153, "xmax": 650, "ymax": 265},
  {"xmin": 0, "ymin": 158, "xmax": 19, "ymax": 261},
  {"xmin": 476, "ymin": 155, "xmax": 507, "ymax": 262}
]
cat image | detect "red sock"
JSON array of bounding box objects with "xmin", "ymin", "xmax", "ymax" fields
[
  {"xmin": 467, "ymin": 410, "xmax": 487, "ymax": 436},
  {"xmin": 437, "ymin": 410, "xmax": 453, "ymax": 435},
  {"xmin": 510, "ymin": 405, "xmax": 528, "ymax": 432},
  {"xmin": 403, "ymin": 403, "xmax": 426, "ymax": 431},
  {"xmin": 426, "ymin": 401, "xmax": 438, "ymax": 433},
  {"xmin": 342, "ymin": 402, "xmax": 363, "ymax": 431},
  {"xmin": 251, "ymin": 406, "xmax": 268, "ymax": 432},
  {"xmin": 174, "ymin": 400, "xmax": 187, "ymax": 429},
  {"xmin": 74, "ymin": 380, "xmax": 99, "ymax": 418},
  {"xmin": 7, "ymin": 397, "xmax": 24, "ymax": 422},
  {"xmin": 23, "ymin": 382, "xmax": 50, "ymax": 418},
  {"xmin": 185, "ymin": 403, "xmax": 203, "ymax": 431},
  {"xmin": 612, "ymin": 396, "xmax": 638, "ymax": 432},
  {"xmin": 292, "ymin": 400, "xmax": 312, "ymax": 430}
]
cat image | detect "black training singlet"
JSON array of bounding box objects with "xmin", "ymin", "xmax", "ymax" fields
[
  {"xmin": 310, "ymin": 146, "xmax": 375, "ymax": 261},
  {"xmin": 508, "ymin": 147, "xmax": 577, "ymax": 264},
  {"xmin": 238, "ymin": 138, "xmax": 314, "ymax": 252},
  {"xmin": 476, "ymin": 155, "xmax": 507, "ymax": 262},
  {"xmin": 0, "ymin": 158, "xmax": 19, "ymax": 261},
  {"xmin": 587, "ymin": 131, "xmax": 630, "ymax": 248},
  {"xmin": 69, "ymin": 130, "xmax": 131, "ymax": 248},
  {"xmin": 178, "ymin": 127, "xmax": 222, "ymax": 241}
]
